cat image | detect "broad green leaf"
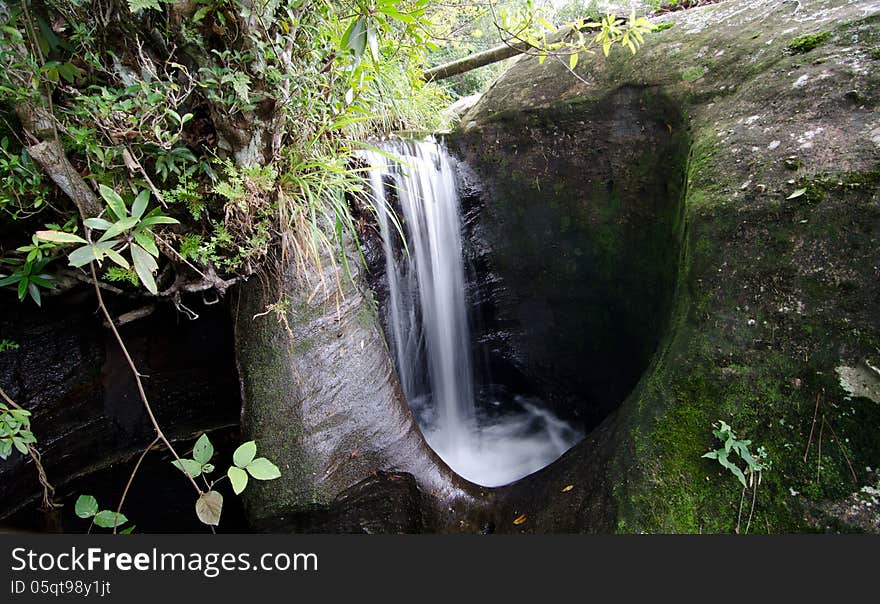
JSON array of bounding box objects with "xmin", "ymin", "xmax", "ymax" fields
[
  {"xmin": 83, "ymin": 218, "xmax": 113, "ymax": 231},
  {"xmin": 28, "ymin": 282, "xmax": 41, "ymax": 306},
  {"xmin": 344, "ymin": 16, "xmax": 367, "ymax": 58},
  {"xmin": 171, "ymin": 458, "xmax": 203, "ymax": 478},
  {"xmin": 35, "ymin": 230, "xmax": 87, "ymax": 244},
  {"xmin": 138, "ymin": 215, "xmax": 179, "ymax": 227},
  {"xmin": 193, "ymin": 433, "xmax": 214, "ymax": 465},
  {"xmin": 75, "ymin": 495, "xmax": 98, "ymax": 518},
  {"xmin": 93, "ymin": 510, "xmax": 128, "ymax": 528},
  {"xmin": 233, "ymin": 440, "xmax": 257, "ymax": 468},
  {"xmin": 119, "ymin": 525, "xmax": 136, "ymax": 535},
  {"xmin": 227, "ymin": 466, "xmax": 248, "ymax": 495},
  {"xmin": 195, "ymin": 491, "xmax": 222, "ymax": 526},
  {"xmin": 246, "ymin": 457, "xmax": 281, "ymax": 480},
  {"xmin": 99, "ymin": 185, "xmax": 126, "ymax": 221},
  {"xmin": 67, "ymin": 245, "xmax": 97, "ymax": 268},
  {"xmin": 0, "ymin": 273, "xmax": 23, "ymax": 287},
  {"xmin": 569, "ymin": 52, "xmax": 579, "ymax": 70},
  {"xmin": 133, "ymin": 230, "xmax": 159, "ymax": 257},
  {"xmin": 130, "ymin": 243, "xmax": 158, "ymax": 294},
  {"xmin": 103, "ymin": 248, "xmax": 130, "ymax": 270},
  {"xmin": 132, "ymin": 190, "xmax": 150, "ymax": 219},
  {"xmin": 98, "ymin": 216, "xmax": 139, "ymax": 242},
  {"xmin": 192, "ymin": 6, "xmax": 211, "ymax": 22}
]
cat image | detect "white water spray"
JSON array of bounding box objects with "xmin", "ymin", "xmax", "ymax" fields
[{"xmin": 364, "ymin": 137, "xmax": 582, "ymax": 487}]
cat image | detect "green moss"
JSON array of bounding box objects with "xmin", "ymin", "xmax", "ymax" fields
[
  {"xmin": 655, "ymin": 23, "xmax": 675, "ymax": 32},
  {"xmin": 787, "ymin": 32, "xmax": 832, "ymax": 54},
  {"xmin": 793, "ymin": 169, "xmax": 880, "ymax": 205},
  {"xmin": 680, "ymin": 66, "xmax": 707, "ymax": 82},
  {"xmin": 871, "ymin": 48, "xmax": 880, "ymax": 60}
]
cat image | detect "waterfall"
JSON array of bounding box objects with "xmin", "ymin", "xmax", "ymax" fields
[{"xmin": 363, "ymin": 137, "xmax": 582, "ymax": 487}]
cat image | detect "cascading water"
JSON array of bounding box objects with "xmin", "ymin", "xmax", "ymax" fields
[{"xmin": 364, "ymin": 137, "xmax": 582, "ymax": 487}]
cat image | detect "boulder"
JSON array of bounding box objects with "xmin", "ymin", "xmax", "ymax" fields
[{"xmin": 454, "ymin": 0, "xmax": 880, "ymax": 532}]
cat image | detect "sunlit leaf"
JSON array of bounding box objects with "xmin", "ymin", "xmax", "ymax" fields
[
  {"xmin": 130, "ymin": 243, "xmax": 158, "ymax": 294},
  {"xmin": 228, "ymin": 466, "xmax": 248, "ymax": 495},
  {"xmin": 171, "ymin": 458, "xmax": 203, "ymax": 478},
  {"xmin": 35, "ymin": 230, "xmax": 86, "ymax": 244},
  {"xmin": 233, "ymin": 440, "xmax": 257, "ymax": 468},
  {"xmin": 93, "ymin": 510, "xmax": 128, "ymax": 528},
  {"xmin": 246, "ymin": 457, "xmax": 281, "ymax": 480},
  {"xmin": 132, "ymin": 190, "xmax": 150, "ymax": 220},
  {"xmin": 99, "ymin": 185, "xmax": 126, "ymax": 221},
  {"xmin": 67, "ymin": 245, "xmax": 97, "ymax": 268},
  {"xmin": 75, "ymin": 495, "xmax": 98, "ymax": 518}
]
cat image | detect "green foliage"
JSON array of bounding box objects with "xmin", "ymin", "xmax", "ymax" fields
[
  {"xmin": 104, "ymin": 266, "xmax": 140, "ymax": 287},
  {"xmin": 0, "ymin": 136, "xmax": 50, "ymax": 219},
  {"xmin": 0, "ymin": 339, "xmax": 19, "ymax": 353},
  {"xmin": 163, "ymin": 178, "xmax": 205, "ymax": 220},
  {"xmin": 74, "ymin": 494, "xmax": 129, "ymax": 530},
  {"xmin": 228, "ymin": 440, "xmax": 281, "ymax": 495},
  {"xmin": 0, "ymin": 401, "xmax": 35, "ymax": 460},
  {"xmin": 703, "ymin": 420, "xmax": 770, "ymax": 488},
  {"xmin": 0, "ymin": 253, "xmax": 56, "ymax": 306},
  {"xmin": 170, "ymin": 434, "xmax": 280, "ymax": 523},
  {"xmin": 36, "ymin": 187, "xmax": 179, "ymax": 294},
  {"xmin": 788, "ymin": 31, "xmax": 831, "ymax": 54}
]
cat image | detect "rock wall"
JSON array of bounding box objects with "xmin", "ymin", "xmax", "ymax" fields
[
  {"xmin": 461, "ymin": 0, "xmax": 880, "ymax": 532},
  {"xmin": 0, "ymin": 290, "xmax": 241, "ymax": 528},
  {"xmin": 233, "ymin": 237, "xmax": 489, "ymax": 531}
]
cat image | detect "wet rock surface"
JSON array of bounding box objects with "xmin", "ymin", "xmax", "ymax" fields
[
  {"xmin": 450, "ymin": 85, "xmax": 687, "ymax": 430},
  {"xmin": 460, "ymin": 0, "xmax": 880, "ymax": 532},
  {"xmin": 253, "ymin": 471, "xmax": 425, "ymax": 534},
  {"xmin": 0, "ymin": 289, "xmax": 240, "ymax": 525},
  {"xmin": 234, "ymin": 237, "xmax": 489, "ymax": 530}
]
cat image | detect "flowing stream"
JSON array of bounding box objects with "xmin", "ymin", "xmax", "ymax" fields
[{"xmin": 364, "ymin": 137, "xmax": 582, "ymax": 487}]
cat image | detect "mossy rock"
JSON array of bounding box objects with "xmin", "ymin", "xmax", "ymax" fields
[{"xmin": 456, "ymin": 0, "xmax": 880, "ymax": 533}]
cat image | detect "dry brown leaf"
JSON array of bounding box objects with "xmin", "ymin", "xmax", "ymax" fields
[
  {"xmin": 513, "ymin": 513, "xmax": 527, "ymax": 525},
  {"xmin": 561, "ymin": 485, "xmax": 574, "ymax": 493}
]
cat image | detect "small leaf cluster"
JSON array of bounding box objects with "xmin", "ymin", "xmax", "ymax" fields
[
  {"xmin": 36, "ymin": 186, "xmax": 179, "ymax": 294},
  {"xmin": 75, "ymin": 495, "xmax": 132, "ymax": 532},
  {"xmin": 227, "ymin": 440, "xmax": 281, "ymax": 495},
  {"xmin": 0, "ymin": 402, "xmax": 35, "ymax": 460},
  {"xmin": 171, "ymin": 434, "xmax": 281, "ymax": 527},
  {"xmin": 703, "ymin": 420, "xmax": 771, "ymax": 488},
  {"xmin": 0, "ymin": 136, "xmax": 50, "ymax": 219},
  {"xmin": 0, "ymin": 339, "xmax": 20, "ymax": 353}
]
